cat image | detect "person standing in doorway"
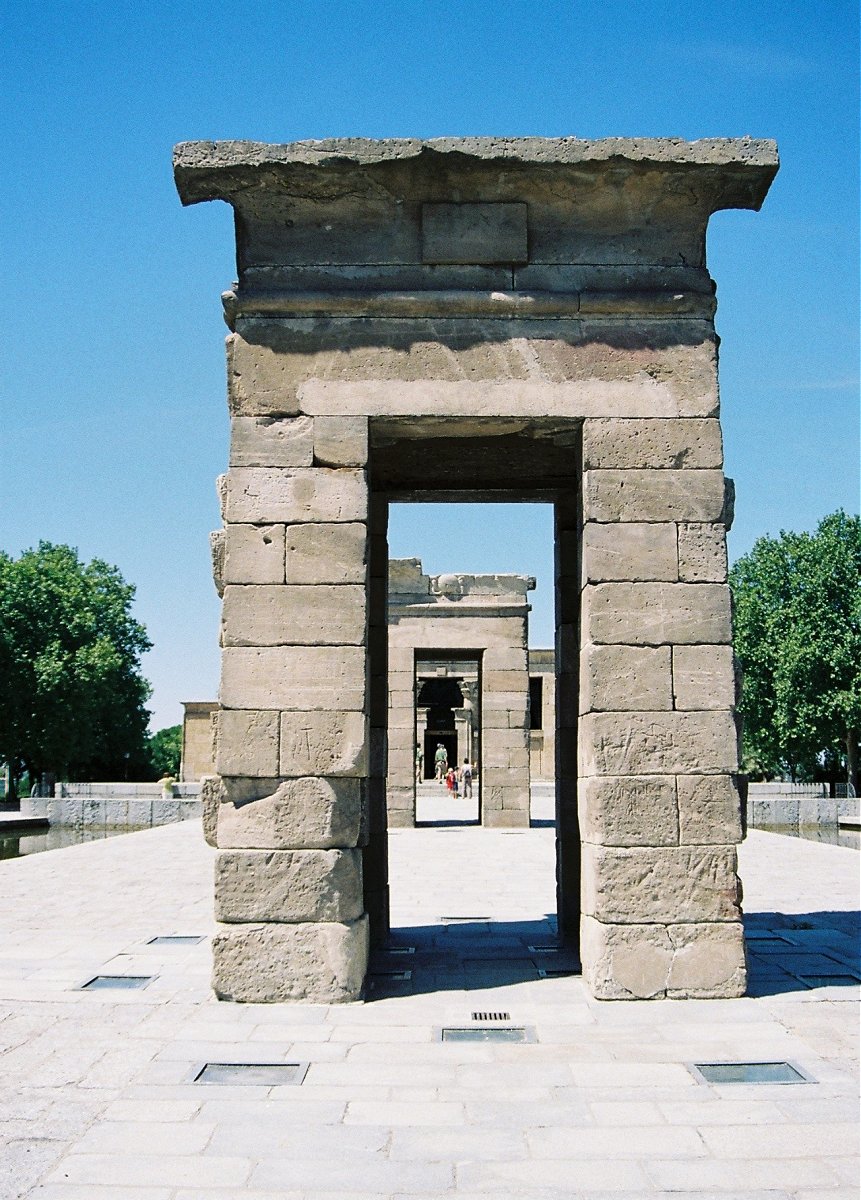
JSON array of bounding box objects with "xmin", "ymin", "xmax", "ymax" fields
[
  {"xmin": 434, "ymin": 743, "xmax": 448, "ymax": 782},
  {"xmin": 415, "ymin": 744, "xmax": 424, "ymax": 783},
  {"xmin": 460, "ymin": 758, "xmax": 473, "ymax": 799}
]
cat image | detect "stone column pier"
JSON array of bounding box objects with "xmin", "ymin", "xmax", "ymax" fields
[{"xmin": 176, "ymin": 136, "xmax": 778, "ymax": 1002}]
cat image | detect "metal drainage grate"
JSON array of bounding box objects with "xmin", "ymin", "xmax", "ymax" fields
[
  {"xmin": 147, "ymin": 935, "xmax": 205, "ymax": 946},
  {"xmin": 370, "ymin": 969, "xmax": 412, "ymax": 980},
  {"xmin": 441, "ymin": 916, "xmax": 490, "ymax": 923},
  {"xmin": 193, "ymin": 1062, "xmax": 308, "ymax": 1086},
  {"xmin": 691, "ymin": 1061, "xmax": 813, "ymax": 1085},
  {"xmin": 472, "ymin": 1011, "xmax": 510, "ymax": 1021},
  {"xmin": 438, "ymin": 1026, "xmax": 535, "ymax": 1043},
  {"xmin": 538, "ymin": 967, "xmax": 578, "ymax": 978},
  {"xmin": 80, "ymin": 975, "xmax": 155, "ymax": 991},
  {"xmin": 527, "ymin": 945, "xmax": 558, "ymax": 954},
  {"xmin": 385, "ymin": 946, "xmax": 416, "ymax": 956}
]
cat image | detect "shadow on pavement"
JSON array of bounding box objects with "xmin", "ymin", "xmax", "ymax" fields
[{"xmin": 744, "ymin": 909, "xmax": 861, "ymax": 997}]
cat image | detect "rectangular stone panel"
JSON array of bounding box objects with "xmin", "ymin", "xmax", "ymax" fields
[
  {"xmin": 225, "ymin": 467, "xmax": 367, "ymax": 524},
  {"xmin": 583, "ymin": 582, "xmax": 731, "ymax": 645},
  {"xmin": 579, "ymin": 775, "xmax": 679, "ymax": 847},
  {"xmin": 284, "ymin": 522, "xmax": 367, "ymax": 585},
  {"xmin": 222, "ymin": 524, "xmax": 285, "ymax": 585},
  {"xmin": 216, "ymin": 777, "xmax": 363, "ymax": 849},
  {"xmin": 580, "ymin": 644, "xmax": 672, "ymax": 713},
  {"xmin": 221, "ymin": 646, "xmax": 366, "ymax": 711},
  {"xmin": 672, "ymin": 644, "xmax": 735, "ymax": 710},
  {"xmin": 579, "ymin": 711, "xmax": 739, "ymax": 776},
  {"xmin": 422, "ymin": 202, "xmax": 528, "ymax": 265},
  {"xmin": 227, "ymin": 331, "xmax": 301, "ymax": 417},
  {"xmin": 229, "ymin": 415, "xmax": 314, "ymax": 467},
  {"xmin": 678, "ymin": 522, "xmax": 728, "ymax": 582},
  {"xmin": 215, "ymin": 848, "xmax": 363, "ymax": 923},
  {"xmin": 581, "ymin": 844, "xmax": 741, "ymax": 923},
  {"xmin": 221, "ymin": 585, "xmax": 366, "ymax": 646},
  {"xmin": 215, "ymin": 710, "xmax": 280, "ymax": 778},
  {"xmin": 313, "ymin": 416, "xmax": 369, "ymax": 466},
  {"xmin": 580, "ymin": 522, "xmax": 678, "ymax": 583},
  {"xmin": 677, "ymin": 774, "xmax": 744, "ymax": 845},
  {"xmin": 581, "ymin": 916, "xmax": 745, "ymax": 1000},
  {"xmin": 212, "ymin": 916, "xmax": 368, "ymax": 1002},
  {"xmin": 583, "ymin": 469, "xmax": 726, "ymax": 523},
  {"xmin": 582, "ymin": 418, "xmax": 723, "ymax": 469},
  {"xmin": 279, "ymin": 710, "xmax": 368, "ymax": 776}
]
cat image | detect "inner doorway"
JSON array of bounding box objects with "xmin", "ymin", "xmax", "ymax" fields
[{"xmin": 415, "ymin": 651, "xmax": 481, "ymax": 825}]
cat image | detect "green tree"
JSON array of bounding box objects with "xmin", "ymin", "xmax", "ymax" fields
[
  {"xmin": 730, "ymin": 511, "xmax": 861, "ymax": 789},
  {"xmin": 147, "ymin": 725, "xmax": 182, "ymax": 778},
  {"xmin": 0, "ymin": 543, "xmax": 152, "ymax": 796}
]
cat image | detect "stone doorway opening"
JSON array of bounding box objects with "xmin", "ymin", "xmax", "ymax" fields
[
  {"xmin": 365, "ymin": 421, "xmax": 581, "ymax": 955},
  {"xmin": 415, "ymin": 651, "xmax": 482, "ymax": 825}
]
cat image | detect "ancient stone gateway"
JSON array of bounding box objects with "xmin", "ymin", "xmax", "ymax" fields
[{"xmin": 174, "ymin": 136, "xmax": 778, "ymax": 1003}]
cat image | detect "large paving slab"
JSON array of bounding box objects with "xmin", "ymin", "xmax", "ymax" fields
[{"xmin": 0, "ymin": 806, "xmax": 857, "ymax": 1199}]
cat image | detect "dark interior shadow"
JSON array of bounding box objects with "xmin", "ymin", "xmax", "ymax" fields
[
  {"xmin": 744, "ymin": 910, "xmax": 861, "ymax": 997},
  {"xmin": 367, "ymin": 917, "xmax": 581, "ymax": 999}
]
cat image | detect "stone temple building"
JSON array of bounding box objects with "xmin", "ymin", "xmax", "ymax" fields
[{"xmin": 175, "ymin": 134, "xmax": 778, "ymax": 1004}]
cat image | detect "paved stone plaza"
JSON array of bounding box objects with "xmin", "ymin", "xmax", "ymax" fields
[{"xmin": 0, "ymin": 812, "xmax": 857, "ymax": 1198}]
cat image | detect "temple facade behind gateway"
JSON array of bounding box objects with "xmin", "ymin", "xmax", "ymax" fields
[{"xmin": 182, "ymin": 558, "xmax": 557, "ymax": 810}]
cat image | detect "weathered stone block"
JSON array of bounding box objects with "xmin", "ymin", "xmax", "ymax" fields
[
  {"xmin": 221, "ymin": 646, "xmax": 366, "ymax": 711},
  {"xmin": 279, "ymin": 710, "xmax": 368, "ymax": 775},
  {"xmin": 583, "ymin": 582, "xmax": 731, "ymax": 645},
  {"xmin": 221, "ymin": 584, "xmax": 366, "ymax": 646},
  {"xmin": 581, "ymin": 917, "xmax": 746, "ymax": 1000},
  {"xmin": 212, "ymin": 916, "xmax": 369, "ymax": 1002},
  {"xmin": 580, "ymin": 522, "xmax": 678, "ymax": 583},
  {"xmin": 422, "ymin": 202, "xmax": 528, "ymax": 264},
  {"xmin": 677, "ymin": 774, "xmax": 744, "ymax": 845},
  {"xmin": 215, "ymin": 709, "xmax": 280, "ymax": 778},
  {"xmin": 484, "ymin": 808, "xmax": 530, "ymax": 828},
  {"xmin": 210, "ymin": 529, "xmax": 225, "ymax": 596},
  {"xmin": 228, "ymin": 329, "xmax": 302, "ymax": 417},
  {"xmin": 229, "ymin": 415, "xmax": 314, "ymax": 467},
  {"xmin": 582, "ymin": 419, "xmax": 723, "ymax": 469},
  {"xmin": 200, "ymin": 775, "xmax": 223, "ymax": 847},
  {"xmin": 580, "ymin": 644, "xmax": 672, "ymax": 713},
  {"xmin": 225, "ymin": 467, "xmax": 367, "ymax": 524},
  {"xmin": 581, "ymin": 844, "xmax": 741, "ymax": 923},
  {"xmin": 222, "ymin": 524, "xmax": 285, "ymax": 585},
  {"xmin": 579, "ymin": 710, "xmax": 739, "ymax": 775},
  {"xmin": 678, "ymin": 522, "xmax": 728, "ymax": 582},
  {"xmin": 584, "ymin": 469, "xmax": 726, "ymax": 523},
  {"xmin": 285, "ymin": 522, "xmax": 367, "ymax": 585},
  {"xmin": 314, "ymin": 416, "xmax": 369, "ymax": 466},
  {"xmin": 215, "ymin": 848, "xmax": 363, "ymax": 923},
  {"xmin": 217, "ymin": 777, "xmax": 362, "ymax": 849},
  {"xmin": 580, "ymin": 775, "xmax": 678, "ymax": 846},
  {"xmin": 673, "ymin": 644, "xmax": 735, "ymax": 710}
]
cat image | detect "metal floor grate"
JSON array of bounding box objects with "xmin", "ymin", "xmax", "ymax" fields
[
  {"xmin": 147, "ymin": 935, "xmax": 205, "ymax": 946},
  {"xmin": 193, "ymin": 1062, "xmax": 308, "ymax": 1085},
  {"xmin": 438, "ymin": 1026, "xmax": 536, "ymax": 1043},
  {"xmin": 691, "ymin": 1061, "xmax": 813, "ymax": 1085},
  {"xmin": 80, "ymin": 975, "xmax": 154, "ymax": 991},
  {"xmin": 472, "ymin": 1011, "xmax": 510, "ymax": 1021}
]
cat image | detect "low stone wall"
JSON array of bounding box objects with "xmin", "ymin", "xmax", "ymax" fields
[
  {"xmin": 746, "ymin": 782, "xmax": 859, "ymax": 828},
  {"xmin": 21, "ymin": 782, "xmax": 202, "ymax": 829}
]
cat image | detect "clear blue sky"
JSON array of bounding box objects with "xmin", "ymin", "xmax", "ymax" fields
[{"xmin": 2, "ymin": 1, "xmax": 858, "ymax": 731}]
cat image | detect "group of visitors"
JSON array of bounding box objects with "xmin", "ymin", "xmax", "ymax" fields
[{"xmin": 429, "ymin": 743, "xmax": 473, "ymax": 798}]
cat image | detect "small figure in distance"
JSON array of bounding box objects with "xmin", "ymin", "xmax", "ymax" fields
[
  {"xmin": 434, "ymin": 742, "xmax": 448, "ymax": 782},
  {"xmin": 445, "ymin": 766, "xmax": 458, "ymax": 797},
  {"xmin": 160, "ymin": 772, "xmax": 176, "ymax": 799},
  {"xmin": 415, "ymin": 743, "xmax": 424, "ymax": 783},
  {"xmin": 460, "ymin": 758, "xmax": 473, "ymax": 799}
]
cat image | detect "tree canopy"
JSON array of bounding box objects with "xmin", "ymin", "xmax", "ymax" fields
[
  {"xmin": 730, "ymin": 511, "xmax": 861, "ymax": 787},
  {"xmin": 147, "ymin": 725, "xmax": 182, "ymax": 778},
  {"xmin": 0, "ymin": 542, "xmax": 152, "ymax": 794}
]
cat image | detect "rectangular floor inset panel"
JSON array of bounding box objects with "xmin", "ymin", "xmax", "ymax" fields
[
  {"xmin": 147, "ymin": 935, "xmax": 205, "ymax": 946},
  {"xmin": 691, "ymin": 1061, "xmax": 812, "ymax": 1085},
  {"xmin": 80, "ymin": 975, "xmax": 155, "ymax": 990},
  {"xmin": 193, "ymin": 1062, "xmax": 308, "ymax": 1085},
  {"xmin": 438, "ymin": 1027, "xmax": 535, "ymax": 1043}
]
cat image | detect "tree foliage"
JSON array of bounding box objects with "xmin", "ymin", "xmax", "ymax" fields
[
  {"xmin": 147, "ymin": 725, "xmax": 182, "ymax": 778},
  {"xmin": 0, "ymin": 543, "xmax": 152, "ymax": 793},
  {"xmin": 730, "ymin": 511, "xmax": 861, "ymax": 784}
]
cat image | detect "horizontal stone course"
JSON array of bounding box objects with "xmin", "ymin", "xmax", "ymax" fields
[
  {"xmin": 583, "ymin": 582, "xmax": 731, "ymax": 645},
  {"xmin": 285, "ymin": 522, "xmax": 367, "ymax": 584},
  {"xmin": 579, "ymin": 710, "xmax": 739, "ymax": 775},
  {"xmin": 215, "ymin": 776, "xmax": 363, "ymax": 849},
  {"xmin": 580, "ymin": 775, "xmax": 679, "ymax": 846},
  {"xmin": 582, "ymin": 418, "xmax": 723, "ymax": 469},
  {"xmin": 584, "ymin": 469, "xmax": 726, "ymax": 523},
  {"xmin": 580, "ymin": 644, "xmax": 672, "ymax": 713},
  {"xmin": 229, "ymin": 415, "xmax": 314, "ymax": 467},
  {"xmin": 581, "ymin": 844, "xmax": 741, "ymax": 923},
  {"xmin": 279, "ymin": 711, "xmax": 368, "ymax": 775},
  {"xmin": 225, "ymin": 467, "xmax": 367, "ymax": 524},
  {"xmin": 221, "ymin": 584, "xmax": 366, "ymax": 646},
  {"xmin": 580, "ymin": 522, "xmax": 677, "ymax": 583},
  {"xmin": 212, "ymin": 916, "xmax": 369, "ymax": 1002},
  {"xmin": 215, "ymin": 847, "xmax": 363, "ymax": 923},
  {"xmin": 221, "ymin": 646, "xmax": 366, "ymax": 710}
]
